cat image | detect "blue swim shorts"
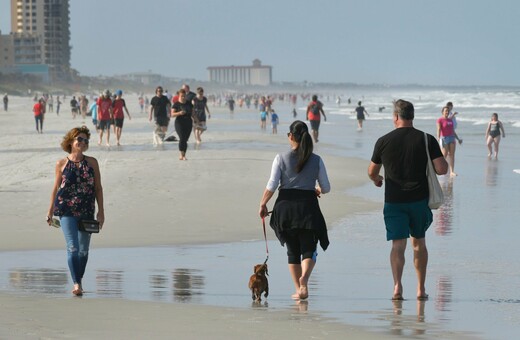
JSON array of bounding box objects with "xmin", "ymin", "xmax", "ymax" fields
[
  {"xmin": 383, "ymin": 198, "xmax": 432, "ymax": 241},
  {"xmin": 441, "ymin": 135, "xmax": 456, "ymax": 148}
]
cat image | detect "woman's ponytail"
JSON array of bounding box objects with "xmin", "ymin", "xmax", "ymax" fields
[{"xmin": 289, "ymin": 120, "xmax": 313, "ymax": 173}]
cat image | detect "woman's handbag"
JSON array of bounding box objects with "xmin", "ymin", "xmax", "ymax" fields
[
  {"xmin": 424, "ymin": 133, "xmax": 444, "ymax": 209},
  {"xmin": 78, "ymin": 219, "xmax": 100, "ymax": 233}
]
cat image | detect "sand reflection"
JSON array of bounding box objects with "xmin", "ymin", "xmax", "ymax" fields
[
  {"xmin": 385, "ymin": 299, "xmax": 427, "ymax": 337},
  {"xmin": 485, "ymin": 159, "xmax": 499, "ymax": 187},
  {"xmin": 435, "ymin": 178, "xmax": 454, "ymax": 236},
  {"xmin": 95, "ymin": 269, "xmax": 124, "ymax": 297},
  {"xmin": 9, "ymin": 268, "xmax": 68, "ymax": 293},
  {"xmin": 172, "ymin": 268, "xmax": 204, "ymax": 303}
]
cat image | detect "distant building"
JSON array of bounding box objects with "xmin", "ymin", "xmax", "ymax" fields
[
  {"xmin": 0, "ymin": 0, "xmax": 71, "ymax": 81},
  {"xmin": 207, "ymin": 59, "xmax": 272, "ymax": 86},
  {"xmin": 0, "ymin": 32, "xmax": 15, "ymax": 68},
  {"xmin": 0, "ymin": 30, "xmax": 49, "ymax": 81},
  {"xmin": 116, "ymin": 71, "xmax": 163, "ymax": 85}
]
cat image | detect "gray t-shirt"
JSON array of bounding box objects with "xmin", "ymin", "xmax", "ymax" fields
[{"xmin": 266, "ymin": 150, "xmax": 330, "ymax": 193}]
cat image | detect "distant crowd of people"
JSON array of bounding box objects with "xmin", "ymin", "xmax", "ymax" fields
[{"xmin": 22, "ymin": 88, "xmax": 507, "ymax": 164}]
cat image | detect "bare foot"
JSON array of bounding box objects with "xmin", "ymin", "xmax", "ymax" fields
[
  {"xmin": 392, "ymin": 285, "xmax": 403, "ymax": 300},
  {"xmin": 72, "ymin": 284, "xmax": 83, "ymax": 296},
  {"xmin": 392, "ymin": 293, "xmax": 404, "ymax": 301},
  {"xmin": 450, "ymin": 172, "xmax": 458, "ymax": 177},
  {"xmin": 417, "ymin": 294, "xmax": 429, "ymax": 301},
  {"xmin": 299, "ymin": 285, "xmax": 308, "ymax": 300},
  {"xmin": 298, "ymin": 277, "xmax": 309, "ymax": 299},
  {"xmin": 291, "ymin": 293, "xmax": 301, "ymax": 300}
]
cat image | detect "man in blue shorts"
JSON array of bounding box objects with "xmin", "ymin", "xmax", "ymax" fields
[{"xmin": 368, "ymin": 99, "xmax": 448, "ymax": 301}]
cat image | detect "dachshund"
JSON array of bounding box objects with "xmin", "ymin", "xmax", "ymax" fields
[{"xmin": 248, "ymin": 263, "xmax": 269, "ymax": 302}]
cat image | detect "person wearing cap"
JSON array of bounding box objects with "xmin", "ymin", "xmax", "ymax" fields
[
  {"xmin": 112, "ymin": 90, "xmax": 131, "ymax": 146},
  {"xmin": 96, "ymin": 90, "xmax": 113, "ymax": 146}
]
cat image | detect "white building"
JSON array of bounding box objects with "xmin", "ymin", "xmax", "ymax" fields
[{"xmin": 207, "ymin": 59, "xmax": 272, "ymax": 86}]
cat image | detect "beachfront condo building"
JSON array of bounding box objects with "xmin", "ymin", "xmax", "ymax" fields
[
  {"xmin": 207, "ymin": 59, "xmax": 272, "ymax": 86},
  {"xmin": 3, "ymin": 0, "xmax": 71, "ymax": 80}
]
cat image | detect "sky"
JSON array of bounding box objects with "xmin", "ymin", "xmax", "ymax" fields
[{"xmin": 1, "ymin": 0, "xmax": 519, "ymax": 86}]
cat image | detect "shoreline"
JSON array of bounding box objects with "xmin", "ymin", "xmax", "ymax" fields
[{"xmin": 0, "ymin": 96, "xmax": 392, "ymax": 339}]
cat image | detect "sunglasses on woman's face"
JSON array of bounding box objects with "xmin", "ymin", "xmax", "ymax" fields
[{"xmin": 76, "ymin": 136, "xmax": 89, "ymax": 144}]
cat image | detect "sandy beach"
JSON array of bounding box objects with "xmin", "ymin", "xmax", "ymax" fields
[
  {"xmin": 0, "ymin": 94, "xmax": 388, "ymax": 339},
  {"xmin": 2, "ymin": 91, "xmax": 520, "ymax": 340}
]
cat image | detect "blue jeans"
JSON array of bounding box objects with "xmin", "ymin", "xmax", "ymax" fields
[{"xmin": 60, "ymin": 216, "xmax": 91, "ymax": 285}]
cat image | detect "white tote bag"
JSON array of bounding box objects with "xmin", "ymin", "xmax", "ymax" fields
[{"xmin": 424, "ymin": 133, "xmax": 444, "ymax": 209}]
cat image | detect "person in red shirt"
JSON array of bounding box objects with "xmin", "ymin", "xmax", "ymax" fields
[
  {"xmin": 306, "ymin": 95, "xmax": 326, "ymax": 143},
  {"xmin": 112, "ymin": 90, "xmax": 131, "ymax": 146},
  {"xmin": 96, "ymin": 90, "xmax": 113, "ymax": 146},
  {"xmin": 33, "ymin": 98, "xmax": 46, "ymax": 133}
]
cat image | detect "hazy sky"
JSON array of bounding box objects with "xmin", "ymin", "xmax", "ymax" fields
[{"xmin": 1, "ymin": 0, "xmax": 519, "ymax": 86}]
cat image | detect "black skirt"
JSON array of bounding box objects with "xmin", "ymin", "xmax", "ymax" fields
[{"xmin": 270, "ymin": 189, "xmax": 329, "ymax": 251}]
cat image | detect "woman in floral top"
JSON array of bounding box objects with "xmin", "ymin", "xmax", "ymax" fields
[{"xmin": 47, "ymin": 126, "xmax": 104, "ymax": 296}]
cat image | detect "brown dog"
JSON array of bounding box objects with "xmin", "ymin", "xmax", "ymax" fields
[{"xmin": 248, "ymin": 263, "xmax": 269, "ymax": 302}]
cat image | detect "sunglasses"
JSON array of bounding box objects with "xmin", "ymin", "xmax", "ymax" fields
[{"xmin": 76, "ymin": 136, "xmax": 89, "ymax": 144}]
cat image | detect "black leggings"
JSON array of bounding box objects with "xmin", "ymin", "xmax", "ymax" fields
[
  {"xmin": 174, "ymin": 117, "xmax": 193, "ymax": 152},
  {"xmin": 285, "ymin": 229, "xmax": 318, "ymax": 264}
]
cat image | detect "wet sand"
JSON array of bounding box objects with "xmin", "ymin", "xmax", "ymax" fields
[
  {"xmin": 0, "ymin": 95, "xmax": 388, "ymax": 339},
  {"xmin": 1, "ymin": 94, "xmax": 519, "ymax": 339}
]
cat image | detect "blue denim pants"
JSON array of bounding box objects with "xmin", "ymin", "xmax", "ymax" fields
[{"xmin": 60, "ymin": 216, "xmax": 91, "ymax": 285}]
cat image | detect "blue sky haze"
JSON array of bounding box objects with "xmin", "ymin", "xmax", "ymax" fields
[{"xmin": 1, "ymin": 0, "xmax": 518, "ymax": 86}]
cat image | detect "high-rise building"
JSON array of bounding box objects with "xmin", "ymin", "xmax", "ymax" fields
[{"xmin": 9, "ymin": 0, "xmax": 71, "ymax": 80}]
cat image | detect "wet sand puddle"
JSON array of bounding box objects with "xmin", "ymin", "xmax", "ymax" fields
[{"xmin": 2, "ymin": 213, "xmax": 520, "ymax": 340}]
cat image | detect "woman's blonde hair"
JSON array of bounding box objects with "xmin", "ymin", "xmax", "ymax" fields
[{"xmin": 61, "ymin": 126, "xmax": 90, "ymax": 153}]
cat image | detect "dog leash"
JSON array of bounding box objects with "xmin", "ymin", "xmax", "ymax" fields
[{"xmin": 261, "ymin": 212, "xmax": 272, "ymax": 264}]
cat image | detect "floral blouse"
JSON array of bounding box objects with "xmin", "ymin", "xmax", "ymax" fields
[{"xmin": 53, "ymin": 157, "xmax": 95, "ymax": 218}]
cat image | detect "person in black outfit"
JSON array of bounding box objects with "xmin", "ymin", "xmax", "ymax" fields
[
  {"xmin": 182, "ymin": 84, "xmax": 196, "ymax": 103},
  {"xmin": 171, "ymin": 89, "xmax": 193, "ymax": 160},
  {"xmin": 3, "ymin": 94, "xmax": 8, "ymax": 111},
  {"xmin": 149, "ymin": 86, "xmax": 171, "ymax": 145}
]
